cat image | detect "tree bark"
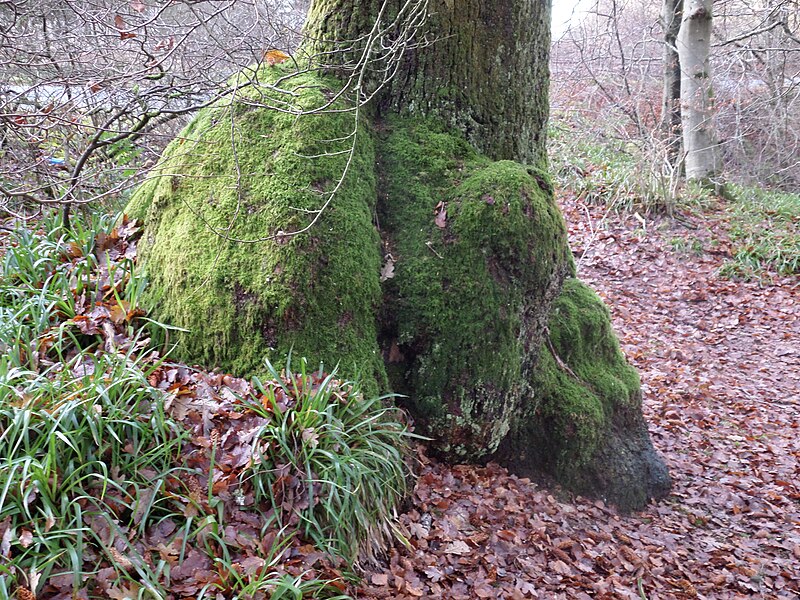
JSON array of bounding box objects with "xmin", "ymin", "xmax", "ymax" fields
[
  {"xmin": 676, "ymin": 0, "xmax": 721, "ymax": 183},
  {"xmin": 661, "ymin": 0, "xmax": 683, "ymax": 168},
  {"xmin": 303, "ymin": 0, "xmax": 552, "ymax": 166}
]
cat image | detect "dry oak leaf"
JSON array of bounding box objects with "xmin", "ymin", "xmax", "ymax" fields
[
  {"xmin": 380, "ymin": 255, "xmax": 396, "ymax": 281},
  {"xmin": 434, "ymin": 201, "xmax": 447, "ymax": 228},
  {"xmin": 155, "ymin": 37, "xmax": 175, "ymax": 52},
  {"xmin": 18, "ymin": 529, "xmax": 33, "ymax": 548},
  {"xmin": 265, "ymin": 49, "xmax": 291, "ymax": 65},
  {"xmin": 16, "ymin": 587, "xmax": 35, "ymax": 600},
  {"xmin": 113, "ymin": 15, "xmax": 137, "ymax": 39},
  {"xmin": 107, "ymin": 582, "xmax": 141, "ymax": 600},
  {"xmin": 443, "ymin": 540, "xmax": 471, "ymax": 555}
]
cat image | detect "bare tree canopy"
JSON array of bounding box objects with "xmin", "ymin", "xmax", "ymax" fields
[
  {"xmin": 0, "ymin": 0, "xmax": 309, "ymax": 216},
  {"xmin": 552, "ymin": 0, "xmax": 800, "ymax": 195}
]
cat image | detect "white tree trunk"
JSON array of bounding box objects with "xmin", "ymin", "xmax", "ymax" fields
[{"xmin": 677, "ymin": 0, "xmax": 720, "ymax": 183}]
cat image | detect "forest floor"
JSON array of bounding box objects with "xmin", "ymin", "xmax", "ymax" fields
[
  {"xmin": 2, "ymin": 192, "xmax": 797, "ymax": 599},
  {"xmin": 357, "ymin": 194, "xmax": 800, "ymax": 600}
]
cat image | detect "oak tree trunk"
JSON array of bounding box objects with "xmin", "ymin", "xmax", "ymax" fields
[
  {"xmin": 130, "ymin": 0, "xmax": 671, "ymax": 512},
  {"xmin": 303, "ymin": 0, "xmax": 669, "ymax": 510},
  {"xmin": 304, "ymin": 0, "xmax": 552, "ymax": 165}
]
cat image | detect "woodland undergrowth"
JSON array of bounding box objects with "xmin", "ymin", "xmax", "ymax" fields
[
  {"xmin": 1, "ymin": 121, "xmax": 798, "ymax": 599},
  {"xmin": 0, "ymin": 213, "xmax": 413, "ymax": 599}
]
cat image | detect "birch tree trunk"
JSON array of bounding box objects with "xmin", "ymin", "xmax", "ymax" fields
[{"xmin": 676, "ymin": 0, "xmax": 721, "ymax": 183}]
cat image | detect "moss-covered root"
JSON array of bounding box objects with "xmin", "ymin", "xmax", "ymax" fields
[
  {"xmin": 378, "ymin": 119, "xmax": 573, "ymax": 460},
  {"xmin": 494, "ymin": 278, "xmax": 671, "ymax": 512},
  {"xmin": 126, "ymin": 66, "xmax": 386, "ymax": 393}
]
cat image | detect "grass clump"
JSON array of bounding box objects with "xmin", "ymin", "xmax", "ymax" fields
[
  {"xmin": 0, "ymin": 212, "xmax": 188, "ymax": 596},
  {"xmin": 548, "ymin": 115, "xmax": 678, "ymax": 213},
  {"xmin": 244, "ymin": 357, "xmax": 413, "ymax": 566},
  {"xmin": 0, "ymin": 213, "xmax": 412, "ymax": 598},
  {"xmin": 719, "ymin": 185, "xmax": 800, "ymax": 279}
]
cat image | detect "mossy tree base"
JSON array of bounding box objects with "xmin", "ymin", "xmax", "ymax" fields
[
  {"xmin": 377, "ymin": 119, "xmax": 572, "ymax": 458},
  {"xmin": 493, "ymin": 278, "xmax": 672, "ymax": 512},
  {"xmin": 126, "ymin": 66, "xmax": 387, "ymax": 395},
  {"xmin": 128, "ymin": 67, "xmax": 670, "ymax": 511}
]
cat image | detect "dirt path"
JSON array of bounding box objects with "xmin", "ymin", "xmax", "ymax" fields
[{"xmin": 358, "ymin": 198, "xmax": 800, "ymax": 599}]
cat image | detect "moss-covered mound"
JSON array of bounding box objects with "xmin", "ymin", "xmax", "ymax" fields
[
  {"xmin": 129, "ymin": 72, "xmax": 669, "ymax": 510},
  {"xmin": 126, "ymin": 66, "xmax": 386, "ymax": 392},
  {"xmin": 494, "ymin": 278, "xmax": 672, "ymax": 511},
  {"xmin": 377, "ymin": 119, "xmax": 573, "ymax": 459}
]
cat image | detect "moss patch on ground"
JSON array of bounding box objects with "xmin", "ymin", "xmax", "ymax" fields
[
  {"xmin": 127, "ymin": 65, "xmax": 386, "ymax": 392},
  {"xmin": 377, "ymin": 118, "xmax": 573, "ymax": 459}
]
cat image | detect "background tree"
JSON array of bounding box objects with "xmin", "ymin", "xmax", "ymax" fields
[
  {"xmin": 713, "ymin": 0, "xmax": 800, "ymax": 188},
  {"xmin": 127, "ymin": 0, "xmax": 671, "ymax": 511},
  {"xmin": 661, "ymin": 0, "xmax": 683, "ymax": 168},
  {"xmin": 551, "ymin": 0, "xmax": 800, "ymax": 199},
  {"xmin": 677, "ymin": 0, "xmax": 720, "ymax": 185}
]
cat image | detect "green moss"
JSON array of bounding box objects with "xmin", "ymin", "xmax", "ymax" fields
[
  {"xmin": 125, "ymin": 61, "xmax": 668, "ymax": 511},
  {"xmin": 492, "ymin": 260, "xmax": 670, "ymax": 512},
  {"xmin": 378, "ymin": 118, "xmax": 572, "ymax": 458},
  {"xmin": 529, "ymin": 277, "xmax": 641, "ymax": 476},
  {"xmin": 127, "ymin": 65, "xmax": 386, "ymax": 393}
]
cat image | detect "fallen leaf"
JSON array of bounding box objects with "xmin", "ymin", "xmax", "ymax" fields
[
  {"xmin": 380, "ymin": 256, "xmax": 396, "ymax": 281},
  {"xmin": 388, "ymin": 341, "xmax": 405, "ymax": 364},
  {"xmin": 265, "ymin": 49, "xmax": 290, "ymax": 65},
  {"xmin": 434, "ymin": 202, "xmax": 447, "ymax": 229},
  {"xmin": 435, "ymin": 209, "xmax": 447, "ymax": 228},
  {"xmin": 444, "ymin": 540, "xmax": 470, "ymax": 555},
  {"xmin": 155, "ymin": 36, "xmax": 175, "ymax": 52},
  {"xmin": 18, "ymin": 529, "xmax": 33, "ymax": 548}
]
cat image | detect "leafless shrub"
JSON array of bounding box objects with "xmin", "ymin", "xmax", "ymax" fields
[
  {"xmin": 713, "ymin": 0, "xmax": 800, "ymax": 189},
  {"xmin": 550, "ymin": 1, "xmax": 674, "ymax": 211},
  {"xmin": 0, "ymin": 0, "xmax": 432, "ymax": 235},
  {"xmin": 0, "ymin": 0, "xmax": 310, "ymax": 218}
]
